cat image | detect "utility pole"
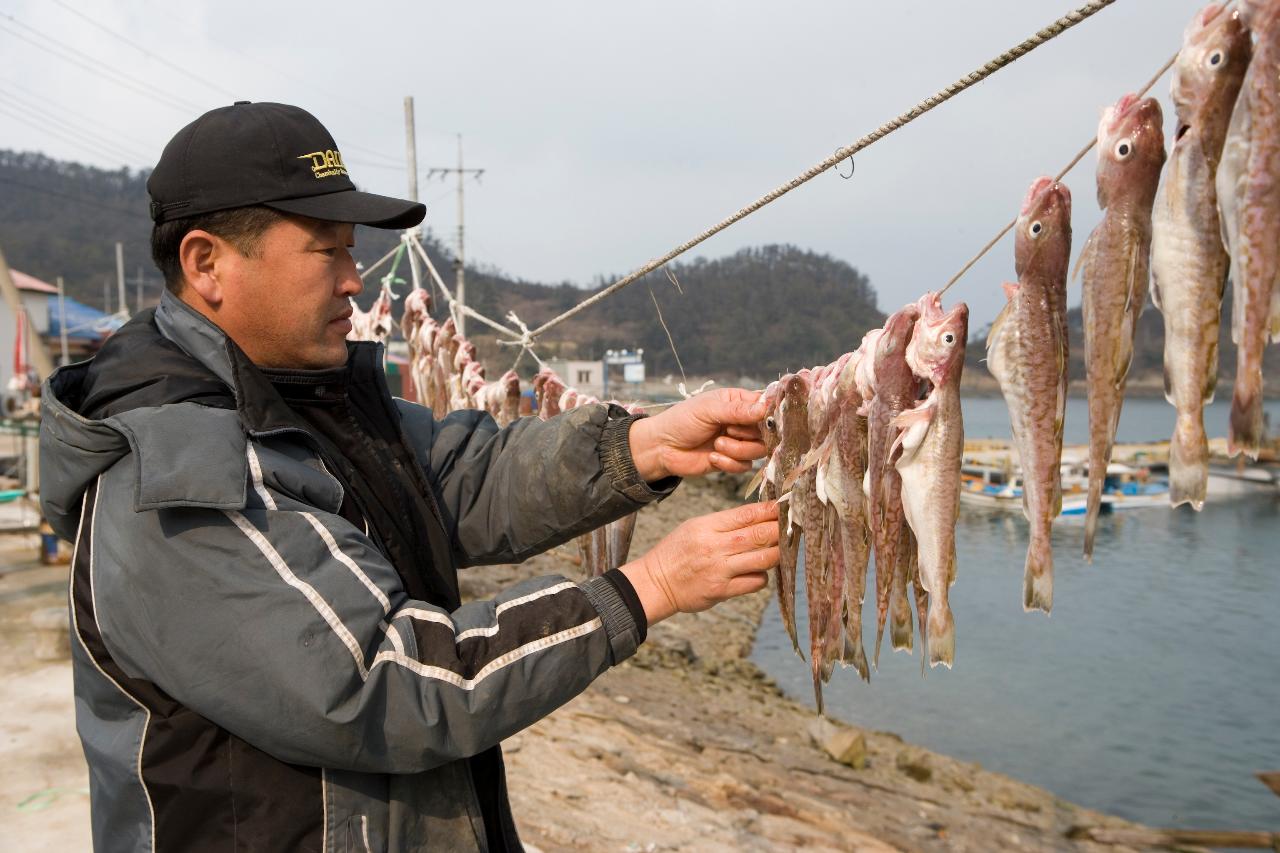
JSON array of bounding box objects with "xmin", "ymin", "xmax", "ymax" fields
[
  {"xmin": 56, "ymin": 276, "xmax": 69, "ymax": 366},
  {"xmin": 404, "ymin": 96, "xmax": 419, "ymax": 206},
  {"xmin": 427, "ymin": 134, "xmax": 484, "ymax": 336},
  {"xmin": 115, "ymin": 242, "xmax": 127, "ymax": 317}
]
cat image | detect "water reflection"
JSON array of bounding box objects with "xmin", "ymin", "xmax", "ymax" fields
[{"xmin": 752, "ymin": 494, "xmax": 1280, "ymax": 831}]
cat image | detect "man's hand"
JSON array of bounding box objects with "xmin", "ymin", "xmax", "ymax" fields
[
  {"xmin": 628, "ymin": 388, "xmax": 769, "ymax": 481},
  {"xmin": 619, "ymin": 501, "xmax": 779, "ymax": 627}
]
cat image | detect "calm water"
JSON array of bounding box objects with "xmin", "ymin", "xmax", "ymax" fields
[
  {"xmin": 962, "ymin": 395, "xmax": 1280, "ymax": 447},
  {"xmin": 752, "ymin": 469, "xmax": 1280, "ymax": 832}
]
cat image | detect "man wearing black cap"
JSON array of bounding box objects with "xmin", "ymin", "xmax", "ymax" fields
[{"xmin": 39, "ymin": 102, "xmax": 780, "ymax": 852}]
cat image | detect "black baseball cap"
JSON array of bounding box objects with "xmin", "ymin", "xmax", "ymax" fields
[{"xmin": 147, "ymin": 101, "xmax": 425, "ymax": 230}]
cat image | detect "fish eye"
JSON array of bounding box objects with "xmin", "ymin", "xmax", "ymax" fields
[
  {"xmin": 1207, "ymin": 50, "xmax": 1224, "ymax": 67},
  {"xmin": 1114, "ymin": 138, "xmax": 1133, "ymax": 159},
  {"xmin": 943, "ymin": 333, "xmax": 955, "ymax": 345},
  {"xmin": 1029, "ymin": 220, "xmax": 1043, "ymax": 238},
  {"xmin": 765, "ymin": 416, "xmax": 777, "ymax": 431}
]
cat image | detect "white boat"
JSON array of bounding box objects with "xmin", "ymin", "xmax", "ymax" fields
[
  {"xmin": 959, "ymin": 463, "xmax": 1107, "ymax": 516},
  {"xmin": 1095, "ymin": 462, "xmax": 1171, "ymax": 511},
  {"xmin": 1205, "ymin": 463, "xmax": 1280, "ymax": 499}
]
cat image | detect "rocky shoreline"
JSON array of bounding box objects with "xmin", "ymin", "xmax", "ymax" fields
[
  {"xmin": 464, "ymin": 477, "xmax": 1148, "ymax": 853},
  {"xmin": 0, "ymin": 477, "xmax": 1152, "ymax": 851}
]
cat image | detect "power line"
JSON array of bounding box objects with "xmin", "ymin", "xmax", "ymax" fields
[
  {"xmin": 0, "ymin": 14, "xmax": 198, "ymax": 113},
  {"xmin": 0, "ymin": 174, "xmax": 149, "ymax": 219},
  {"xmin": 0, "ymin": 90, "xmax": 150, "ymax": 164},
  {"xmin": 0, "ymin": 104, "xmax": 141, "ymax": 167},
  {"xmin": 0, "ymin": 80, "xmax": 156, "ymax": 153},
  {"xmin": 49, "ymin": 0, "xmax": 241, "ymax": 101}
]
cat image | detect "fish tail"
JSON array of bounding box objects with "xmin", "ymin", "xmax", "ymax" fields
[
  {"xmin": 1229, "ymin": 383, "xmax": 1264, "ymax": 460},
  {"xmin": 926, "ymin": 600, "xmax": 955, "ymax": 669},
  {"xmin": 1022, "ymin": 533, "xmax": 1054, "ymax": 614},
  {"xmin": 1083, "ymin": 427, "xmax": 1110, "ymax": 562},
  {"xmin": 1169, "ymin": 412, "xmax": 1208, "ymax": 510},
  {"xmin": 841, "ymin": 633, "xmax": 870, "ymax": 682},
  {"xmin": 890, "ymin": 555, "xmax": 914, "ymax": 652},
  {"xmin": 776, "ymin": 561, "xmax": 804, "ymax": 660}
]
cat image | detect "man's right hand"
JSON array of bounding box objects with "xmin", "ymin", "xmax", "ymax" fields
[{"xmin": 619, "ymin": 501, "xmax": 780, "ymax": 627}]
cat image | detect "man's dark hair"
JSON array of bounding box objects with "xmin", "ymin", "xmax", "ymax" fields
[{"xmin": 150, "ymin": 206, "xmax": 287, "ymax": 294}]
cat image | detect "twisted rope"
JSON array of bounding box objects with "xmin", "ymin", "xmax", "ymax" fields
[
  {"xmin": 523, "ymin": 0, "xmax": 1120, "ymax": 340},
  {"xmin": 938, "ymin": 48, "xmax": 1179, "ymax": 295}
]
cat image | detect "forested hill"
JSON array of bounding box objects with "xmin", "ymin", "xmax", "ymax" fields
[{"xmin": 0, "ymin": 149, "xmax": 885, "ymax": 379}]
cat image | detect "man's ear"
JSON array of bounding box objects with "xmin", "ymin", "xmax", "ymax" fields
[{"xmin": 179, "ymin": 229, "xmax": 224, "ymax": 307}]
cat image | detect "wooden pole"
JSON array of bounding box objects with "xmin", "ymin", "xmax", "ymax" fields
[{"xmin": 56, "ymin": 277, "xmax": 69, "ymax": 366}]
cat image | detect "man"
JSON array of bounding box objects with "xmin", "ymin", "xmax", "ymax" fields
[{"xmin": 39, "ymin": 102, "xmax": 780, "ymax": 852}]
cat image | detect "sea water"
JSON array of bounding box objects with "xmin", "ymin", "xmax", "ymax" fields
[{"xmin": 751, "ymin": 397, "xmax": 1280, "ymax": 832}]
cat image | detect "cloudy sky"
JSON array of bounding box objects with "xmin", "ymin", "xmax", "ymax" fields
[{"xmin": 2, "ymin": 0, "xmax": 1215, "ymax": 328}]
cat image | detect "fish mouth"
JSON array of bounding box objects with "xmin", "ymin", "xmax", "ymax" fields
[
  {"xmin": 1198, "ymin": 2, "xmax": 1225, "ymax": 28},
  {"xmin": 1021, "ymin": 176, "xmax": 1055, "ymax": 214},
  {"xmin": 1103, "ymin": 93, "xmax": 1140, "ymax": 133}
]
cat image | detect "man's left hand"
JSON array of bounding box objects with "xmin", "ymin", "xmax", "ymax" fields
[{"xmin": 628, "ymin": 388, "xmax": 769, "ymax": 481}]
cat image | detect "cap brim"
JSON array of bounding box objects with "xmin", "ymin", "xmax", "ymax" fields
[{"xmin": 265, "ymin": 189, "xmax": 425, "ymax": 230}]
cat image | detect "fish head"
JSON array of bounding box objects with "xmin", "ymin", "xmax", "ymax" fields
[
  {"xmin": 870, "ymin": 303, "xmax": 921, "ymax": 394},
  {"xmin": 1096, "ymin": 95, "xmax": 1167, "ymax": 208},
  {"xmin": 875, "ymin": 304, "xmax": 920, "ymax": 364},
  {"xmin": 905, "ymin": 293, "xmax": 969, "ymax": 387},
  {"xmin": 1013, "ymin": 176, "xmax": 1072, "ymax": 281},
  {"xmin": 1171, "ymin": 5, "xmax": 1251, "ymax": 146},
  {"xmin": 777, "ymin": 371, "xmax": 813, "ymax": 465},
  {"xmin": 757, "ymin": 379, "xmax": 785, "ymax": 457}
]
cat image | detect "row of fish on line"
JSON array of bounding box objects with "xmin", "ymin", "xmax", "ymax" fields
[
  {"xmin": 344, "ymin": 1, "xmax": 1278, "ymax": 709},
  {"xmin": 348, "ymin": 283, "xmax": 644, "ymax": 579},
  {"xmin": 739, "ymin": 0, "xmax": 1279, "ymax": 710}
]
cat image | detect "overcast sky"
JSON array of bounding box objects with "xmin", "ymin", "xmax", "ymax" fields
[{"xmin": 2, "ymin": 0, "xmax": 1213, "ymax": 329}]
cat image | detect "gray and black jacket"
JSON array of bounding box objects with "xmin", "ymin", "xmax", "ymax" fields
[{"xmin": 40, "ymin": 291, "xmax": 673, "ymax": 852}]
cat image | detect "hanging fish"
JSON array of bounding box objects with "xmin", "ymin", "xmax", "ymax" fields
[
  {"xmin": 1217, "ymin": 2, "xmax": 1280, "ymax": 459},
  {"xmin": 1079, "ymin": 94, "xmax": 1166, "ymax": 560},
  {"xmin": 893, "ymin": 293, "xmax": 967, "ymax": 668},
  {"xmin": 987, "ymin": 177, "xmax": 1072, "ymax": 612},
  {"xmin": 863, "ymin": 305, "xmax": 921, "ymax": 667},
  {"xmin": 1153, "ymin": 3, "xmax": 1252, "ymax": 502}
]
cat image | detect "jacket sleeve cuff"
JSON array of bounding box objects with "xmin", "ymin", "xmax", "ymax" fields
[
  {"xmin": 581, "ymin": 571, "xmax": 647, "ymax": 664},
  {"xmin": 599, "ymin": 405, "xmax": 680, "ymax": 504}
]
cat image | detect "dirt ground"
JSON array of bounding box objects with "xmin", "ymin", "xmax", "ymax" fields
[{"xmin": 1, "ymin": 483, "xmax": 1148, "ymax": 852}]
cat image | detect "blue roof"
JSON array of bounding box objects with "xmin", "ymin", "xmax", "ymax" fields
[{"xmin": 47, "ymin": 297, "xmax": 126, "ymax": 341}]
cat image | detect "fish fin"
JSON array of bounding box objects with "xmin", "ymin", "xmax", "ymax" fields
[
  {"xmin": 1072, "ymin": 228, "xmax": 1097, "ymax": 284},
  {"xmin": 985, "ymin": 298, "xmax": 1013, "ymax": 353},
  {"xmin": 890, "ymin": 401, "xmax": 934, "ymax": 460},
  {"xmin": 1022, "ymin": 535, "xmax": 1054, "ymax": 614},
  {"xmin": 742, "ymin": 466, "xmax": 766, "ymax": 499}
]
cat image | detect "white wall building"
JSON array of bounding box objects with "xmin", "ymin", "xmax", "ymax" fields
[
  {"xmin": 0, "ymin": 270, "xmax": 55, "ymax": 406},
  {"xmin": 544, "ymin": 359, "xmax": 604, "ymax": 398}
]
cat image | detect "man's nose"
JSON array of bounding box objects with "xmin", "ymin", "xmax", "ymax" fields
[{"xmin": 337, "ymin": 255, "xmax": 362, "ymax": 298}]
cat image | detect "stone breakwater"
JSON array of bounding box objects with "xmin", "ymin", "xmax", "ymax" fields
[{"xmin": 463, "ymin": 476, "xmax": 1146, "ymax": 853}]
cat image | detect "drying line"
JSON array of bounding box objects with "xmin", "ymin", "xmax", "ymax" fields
[
  {"xmin": 938, "ymin": 48, "xmax": 1179, "ymax": 295},
  {"xmin": 521, "ymin": 0, "xmax": 1121, "ymax": 341}
]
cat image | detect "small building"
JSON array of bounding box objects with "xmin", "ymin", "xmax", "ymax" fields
[
  {"xmin": 1, "ymin": 270, "xmax": 124, "ymax": 407},
  {"xmin": 544, "ymin": 359, "xmax": 604, "ymax": 398}
]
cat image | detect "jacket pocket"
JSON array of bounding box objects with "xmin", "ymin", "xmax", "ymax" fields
[{"xmin": 345, "ymin": 815, "xmax": 373, "ymax": 853}]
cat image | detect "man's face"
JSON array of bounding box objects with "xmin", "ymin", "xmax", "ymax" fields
[{"xmin": 203, "ymin": 216, "xmax": 361, "ymax": 370}]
